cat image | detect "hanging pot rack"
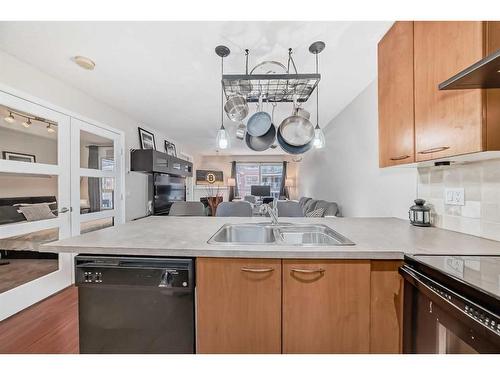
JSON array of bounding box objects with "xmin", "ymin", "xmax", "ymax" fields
[{"xmin": 217, "ymin": 46, "xmax": 323, "ymax": 103}]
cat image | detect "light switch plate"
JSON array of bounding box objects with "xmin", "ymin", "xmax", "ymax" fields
[{"xmin": 444, "ymin": 188, "xmax": 465, "ymax": 206}]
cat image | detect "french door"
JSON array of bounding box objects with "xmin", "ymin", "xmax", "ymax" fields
[
  {"xmin": 0, "ymin": 90, "xmax": 72, "ymax": 320},
  {"xmin": 0, "ymin": 90, "xmax": 124, "ymax": 320},
  {"xmin": 70, "ymin": 118, "xmax": 124, "ymax": 239}
]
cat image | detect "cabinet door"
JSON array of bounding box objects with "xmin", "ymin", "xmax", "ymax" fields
[
  {"xmin": 196, "ymin": 258, "xmax": 281, "ymax": 353},
  {"xmin": 378, "ymin": 21, "xmax": 415, "ymax": 167},
  {"xmin": 414, "ymin": 21, "xmax": 485, "ymax": 161},
  {"xmin": 283, "ymin": 260, "xmax": 370, "ymax": 353},
  {"xmin": 486, "ymin": 21, "xmax": 500, "ymax": 151},
  {"xmin": 370, "ymin": 261, "xmax": 404, "ymax": 353}
]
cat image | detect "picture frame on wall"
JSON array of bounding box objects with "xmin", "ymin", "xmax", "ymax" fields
[
  {"xmin": 138, "ymin": 127, "xmax": 156, "ymax": 150},
  {"xmin": 164, "ymin": 140, "xmax": 177, "ymax": 157},
  {"xmin": 2, "ymin": 151, "xmax": 36, "ymax": 163}
]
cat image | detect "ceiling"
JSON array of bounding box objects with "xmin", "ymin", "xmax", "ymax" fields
[{"xmin": 0, "ymin": 21, "xmax": 392, "ymax": 156}]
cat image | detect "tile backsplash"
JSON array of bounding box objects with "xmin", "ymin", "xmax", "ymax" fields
[{"xmin": 418, "ymin": 159, "xmax": 500, "ymax": 241}]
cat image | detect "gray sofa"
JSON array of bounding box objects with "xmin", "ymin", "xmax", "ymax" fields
[{"xmin": 298, "ymin": 197, "xmax": 339, "ymax": 217}]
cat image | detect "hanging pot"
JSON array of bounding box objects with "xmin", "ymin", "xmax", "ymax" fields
[
  {"xmin": 246, "ymin": 96, "xmax": 272, "ymax": 137},
  {"xmin": 278, "ymin": 106, "xmax": 314, "ymax": 147},
  {"xmin": 224, "ymin": 94, "xmax": 248, "ymax": 122},
  {"xmin": 245, "ymin": 124, "xmax": 276, "ymax": 152},
  {"xmin": 277, "ymin": 126, "xmax": 312, "ymax": 154}
]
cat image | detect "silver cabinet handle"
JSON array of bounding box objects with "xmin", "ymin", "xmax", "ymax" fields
[
  {"xmin": 241, "ymin": 267, "xmax": 274, "ymax": 273},
  {"xmin": 59, "ymin": 207, "xmax": 69, "ymax": 213},
  {"xmin": 291, "ymin": 268, "xmax": 325, "ymax": 274},
  {"xmin": 389, "ymin": 155, "xmax": 410, "ymax": 161},
  {"xmin": 418, "ymin": 146, "xmax": 450, "ymax": 154}
]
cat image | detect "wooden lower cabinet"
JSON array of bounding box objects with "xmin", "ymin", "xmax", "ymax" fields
[
  {"xmin": 282, "ymin": 260, "xmax": 371, "ymax": 353},
  {"xmin": 370, "ymin": 261, "xmax": 404, "ymax": 353},
  {"xmin": 196, "ymin": 258, "xmax": 403, "ymax": 354},
  {"xmin": 196, "ymin": 258, "xmax": 281, "ymax": 353}
]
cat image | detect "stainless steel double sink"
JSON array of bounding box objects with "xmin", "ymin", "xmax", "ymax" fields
[{"xmin": 208, "ymin": 223, "xmax": 355, "ymax": 246}]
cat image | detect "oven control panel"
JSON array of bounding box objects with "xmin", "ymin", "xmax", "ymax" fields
[
  {"xmin": 402, "ymin": 265, "xmax": 500, "ymax": 337},
  {"xmin": 465, "ymin": 305, "xmax": 500, "ymax": 334}
]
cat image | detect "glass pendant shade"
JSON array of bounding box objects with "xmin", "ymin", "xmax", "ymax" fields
[
  {"xmin": 216, "ymin": 125, "xmax": 229, "ymax": 149},
  {"xmin": 313, "ymin": 124, "xmax": 325, "ymax": 149}
]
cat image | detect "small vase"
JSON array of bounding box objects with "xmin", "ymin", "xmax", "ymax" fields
[{"xmin": 207, "ymin": 196, "xmax": 223, "ymax": 216}]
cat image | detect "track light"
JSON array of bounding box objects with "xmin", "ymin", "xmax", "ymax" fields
[
  {"xmin": 47, "ymin": 124, "xmax": 55, "ymax": 133},
  {"xmin": 4, "ymin": 112, "xmax": 15, "ymax": 124},
  {"xmin": 22, "ymin": 117, "xmax": 32, "ymax": 128}
]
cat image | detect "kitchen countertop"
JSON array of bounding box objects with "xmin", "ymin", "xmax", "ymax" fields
[{"xmin": 42, "ymin": 216, "xmax": 500, "ymax": 259}]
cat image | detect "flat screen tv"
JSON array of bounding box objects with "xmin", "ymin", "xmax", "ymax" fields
[{"xmin": 251, "ymin": 185, "xmax": 271, "ymax": 197}]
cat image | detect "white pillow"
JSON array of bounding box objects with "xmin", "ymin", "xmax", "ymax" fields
[
  {"xmin": 13, "ymin": 201, "xmax": 57, "ymax": 207},
  {"xmin": 305, "ymin": 208, "xmax": 325, "ymax": 217},
  {"xmin": 18, "ymin": 204, "xmax": 56, "ymax": 221}
]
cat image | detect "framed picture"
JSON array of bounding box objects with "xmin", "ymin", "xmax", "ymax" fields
[
  {"xmin": 164, "ymin": 140, "xmax": 177, "ymax": 157},
  {"xmin": 2, "ymin": 151, "xmax": 36, "ymax": 163},
  {"xmin": 138, "ymin": 127, "xmax": 156, "ymax": 150}
]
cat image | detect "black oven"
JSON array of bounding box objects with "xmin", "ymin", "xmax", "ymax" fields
[{"xmin": 400, "ymin": 255, "xmax": 500, "ymax": 354}]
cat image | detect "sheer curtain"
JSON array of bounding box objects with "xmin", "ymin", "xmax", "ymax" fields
[
  {"xmin": 88, "ymin": 145, "xmax": 100, "ymax": 212},
  {"xmin": 279, "ymin": 161, "xmax": 288, "ymax": 199}
]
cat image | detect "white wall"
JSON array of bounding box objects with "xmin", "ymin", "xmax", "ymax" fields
[
  {"xmin": 0, "ymin": 50, "xmax": 197, "ymax": 220},
  {"xmin": 298, "ymin": 81, "xmax": 417, "ymax": 219}
]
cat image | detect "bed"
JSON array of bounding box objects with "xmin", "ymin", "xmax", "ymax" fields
[{"xmin": 0, "ymin": 196, "xmax": 113, "ymax": 252}]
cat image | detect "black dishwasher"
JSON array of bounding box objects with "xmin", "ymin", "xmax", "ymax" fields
[{"xmin": 75, "ymin": 255, "xmax": 195, "ymax": 354}]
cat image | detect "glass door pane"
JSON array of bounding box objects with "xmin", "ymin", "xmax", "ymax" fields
[
  {"xmin": 0, "ymin": 90, "xmax": 71, "ymax": 320},
  {"xmin": 71, "ymin": 118, "xmax": 123, "ymax": 237}
]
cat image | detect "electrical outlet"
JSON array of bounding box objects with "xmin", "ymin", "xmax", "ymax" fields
[{"xmin": 444, "ymin": 188, "xmax": 465, "ymax": 206}]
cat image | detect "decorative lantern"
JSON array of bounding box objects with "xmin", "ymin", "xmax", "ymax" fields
[{"xmin": 409, "ymin": 199, "xmax": 432, "ymax": 227}]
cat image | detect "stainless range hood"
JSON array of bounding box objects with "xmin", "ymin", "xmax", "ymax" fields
[{"xmin": 439, "ymin": 48, "xmax": 500, "ymax": 90}]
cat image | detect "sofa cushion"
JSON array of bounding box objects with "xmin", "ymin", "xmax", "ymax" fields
[{"xmin": 305, "ymin": 208, "xmax": 325, "ymax": 217}]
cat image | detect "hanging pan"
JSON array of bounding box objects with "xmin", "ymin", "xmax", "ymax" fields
[
  {"xmin": 278, "ymin": 99, "xmax": 314, "ymax": 146},
  {"xmin": 245, "ymin": 124, "xmax": 276, "ymax": 152},
  {"xmin": 245, "ymin": 103, "xmax": 277, "ymax": 151},
  {"xmin": 246, "ymin": 95, "xmax": 272, "ymax": 137},
  {"xmin": 277, "ymin": 126, "xmax": 312, "ymax": 154}
]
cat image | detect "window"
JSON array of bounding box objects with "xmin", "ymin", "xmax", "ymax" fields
[{"xmin": 235, "ymin": 163, "xmax": 283, "ymax": 199}]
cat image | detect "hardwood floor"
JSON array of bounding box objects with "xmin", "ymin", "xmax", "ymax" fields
[{"xmin": 0, "ymin": 286, "xmax": 79, "ymax": 354}]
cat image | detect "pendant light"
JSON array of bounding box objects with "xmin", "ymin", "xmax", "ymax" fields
[
  {"xmin": 215, "ymin": 45, "xmax": 230, "ymax": 150},
  {"xmin": 310, "ymin": 41, "xmax": 326, "ymax": 149},
  {"xmin": 4, "ymin": 111, "xmax": 15, "ymax": 124}
]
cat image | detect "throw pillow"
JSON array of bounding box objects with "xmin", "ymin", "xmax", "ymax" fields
[
  {"xmin": 305, "ymin": 208, "xmax": 324, "ymax": 217},
  {"xmin": 18, "ymin": 204, "xmax": 57, "ymax": 221}
]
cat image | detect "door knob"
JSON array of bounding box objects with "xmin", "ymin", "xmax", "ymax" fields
[{"xmin": 59, "ymin": 207, "xmax": 70, "ymax": 213}]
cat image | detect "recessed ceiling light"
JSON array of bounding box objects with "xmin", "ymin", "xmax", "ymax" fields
[
  {"xmin": 73, "ymin": 56, "xmax": 96, "ymax": 70},
  {"xmin": 22, "ymin": 118, "xmax": 32, "ymax": 128},
  {"xmin": 4, "ymin": 112, "xmax": 15, "ymax": 124}
]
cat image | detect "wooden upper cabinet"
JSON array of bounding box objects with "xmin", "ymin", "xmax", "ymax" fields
[
  {"xmin": 196, "ymin": 258, "xmax": 281, "ymax": 354},
  {"xmin": 282, "ymin": 260, "xmax": 371, "ymax": 354},
  {"xmin": 378, "ymin": 21, "xmax": 415, "ymax": 167},
  {"xmin": 486, "ymin": 21, "xmax": 500, "ymax": 151},
  {"xmin": 414, "ymin": 21, "xmax": 485, "ymax": 161}
]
